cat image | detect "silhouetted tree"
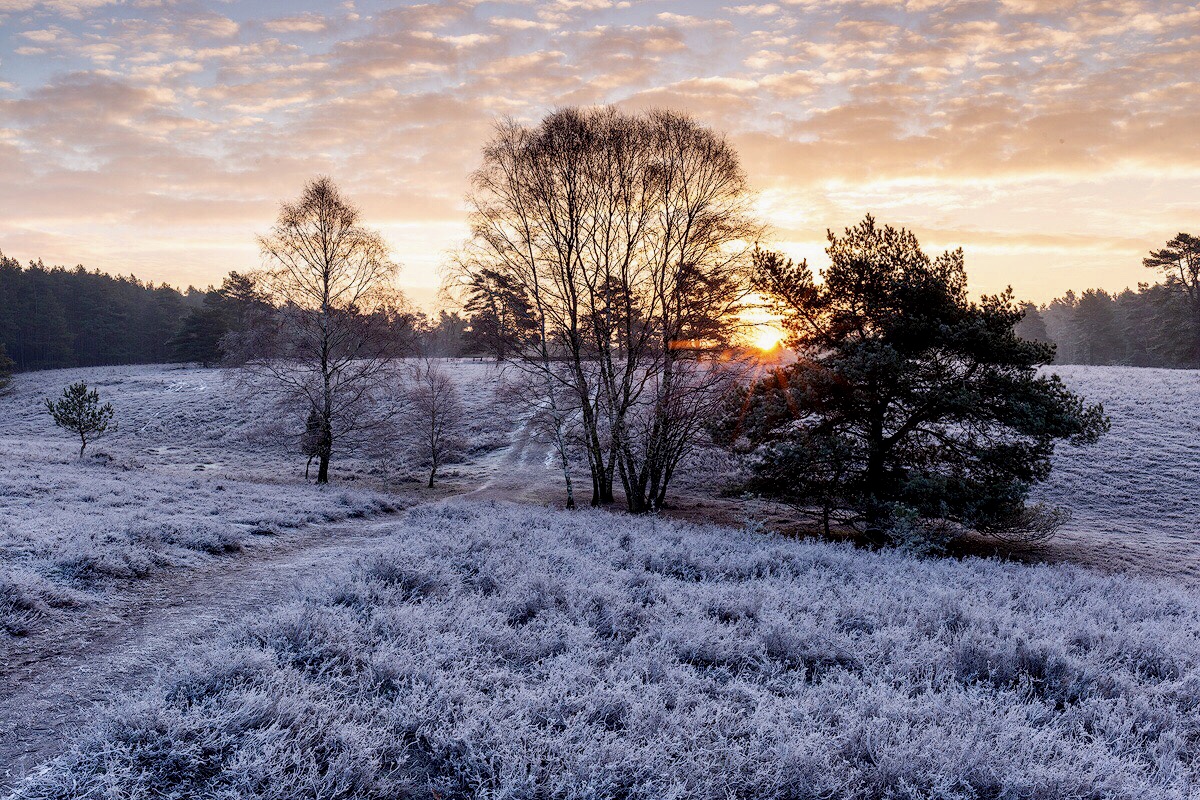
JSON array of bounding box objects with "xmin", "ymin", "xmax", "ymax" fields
[
  {"xmin": 236, "ymin": 177, "xmax": 404, "ymax": 484},
  {"xmin": 458, "ymin": 107, "xmax": 760, "ymax": 511},
  {"xmin": 1014, "ymin": 302, "xmax": 1050, "ymax": 350},
  {"xmin": 1143, "ymin": 232, "xmax": 1200, "ymax": 358},
  {"xmin": 722, "ymin": 218, "xmax": 1109, "ymax": 546},
  {"xmin": 169, "ymin": 306, "xmax": 228, "ymax": 367},
  {"xmin": 0, "ymin": 251, "xmax": 204, "ymax": 371},
  {"xmin": 462, "ymin": 268, "xmax": 537, "ymax": 361},
  {"xmin": 1072, "ymin": 289, "xmax": 1126, "ymax": 365},
  {"xmin": 419, "ymin": 311, "xmax": 469, "ymax": 357},
  {"xmin": 46, "ymin": 381, "xmax": 115, "ymax": 457}
]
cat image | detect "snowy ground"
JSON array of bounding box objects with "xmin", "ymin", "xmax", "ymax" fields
[
  {"xmin": 18, "ymin": 502, "xmax": 1200, "ymax": 799},
  {"xmin": 5, "ymin": 361, "xmax": 1200, "ymax": 641},
  {"xmin": 2, "ymin": 362, "xmax": 1200, "ymax": 797}
]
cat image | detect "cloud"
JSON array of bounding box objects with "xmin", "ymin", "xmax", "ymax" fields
[
  {"xmin": 0, "ymin": 0, "xmax": 1196, "ymax": 302},
  {"xmin": 263, "ymin": 14, "xmax": 330, "ymax": 34}
]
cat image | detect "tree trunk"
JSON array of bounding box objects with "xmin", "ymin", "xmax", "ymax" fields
[
  {"xmin": 428, "ymin": 467, "xmax": 436, "ymax": 488},
  {"xmin": 316, "ymin": 453, "xmax": 330, "ymax": 484}
]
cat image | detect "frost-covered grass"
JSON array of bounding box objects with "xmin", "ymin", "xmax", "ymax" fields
[
  {"xmin": 0, "ymin": 366, "xmax": 407, "ymax": 636},
  {"xmin": 22, "ymin": 501, "xmax": 1200, "ymax": 799},
  {"xmin": 0, "ymin": 361, "xmax": 522, "ymax": 636},
  {"xmin": 0, "ymin": 451, "xmax": 397, "ymax": 635},
  {"xmin": 1036, "ymin": 366, "xmax": 1200, "ymax": 581}
]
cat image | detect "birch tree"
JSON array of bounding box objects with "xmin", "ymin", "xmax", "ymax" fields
[
  {"xmin": 457, "ymin": 108, "xmax": 760, "ymax": 511},
  {"xmin": 244, "ymin": 177, "xmax": 403, "ymax": 484}
]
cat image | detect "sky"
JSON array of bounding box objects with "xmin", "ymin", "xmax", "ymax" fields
[{"xmin": 0, "ymin": 0, "xmax": 1197, "ymax": 310}]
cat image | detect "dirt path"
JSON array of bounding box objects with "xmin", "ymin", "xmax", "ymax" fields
[
  {"xmin": 0, "ymin": 515, "xmax": 406, "ymax": 794},
  {"xmin": 464, "ymin": 415, "xmax": 565, "ymax": 506}
]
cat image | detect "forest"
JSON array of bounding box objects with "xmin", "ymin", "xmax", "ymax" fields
[{"xmin": 4, "ymin": 236, "xmax": 1198, "ymax": 375}]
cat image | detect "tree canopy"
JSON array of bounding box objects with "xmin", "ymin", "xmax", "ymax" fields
[
  {"xmin": 720, "ymin": 216, "xmax": 1109, "ymax": 547},
  {"xmin": 45, "ymin": 381, "xmax": 116, "ymax": 458},
  {"xmin": 457, "ymin": 106, "xmax": 760, "ymax": 511}
]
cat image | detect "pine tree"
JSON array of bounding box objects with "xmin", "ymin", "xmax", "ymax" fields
[
  {"xmin": 168, "ymin": 306, "xmax": 229, "ymax": 366},
  {"xmin": 46, "ymin": 382, "xmax": 116, "ymax": 457},
  {"xmin": 722, "ymin": 217, "xmax": 1110, "ymax": 546},
  {"xmin": 0, "ymin": 343, "xmax": 13, "ymax": 394}
]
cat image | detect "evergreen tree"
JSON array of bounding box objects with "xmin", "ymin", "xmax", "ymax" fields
[
  {"xmin": 1014, "ymin": 302, "xmax": 1050, "ymax": 350},
  {"xmin": 46, "ymin": 381, "xmax": 116, "ymax": 457},
  {"xmin": 722, "ymin": 217, "xmax": 1109, "ymax": 546},
  {"xmin": 421, "ymin": 311, "xmax": 470, "ymax": 358},
  {"xmin": 0, "ymin": 251, "xmax": 205, "ymax": 371},
  {"xmin": 1072, "ymin": 289, "xmax": 1126, "ymax": 365},
  {"xmin": 462, "ymin": 268, "xmax": 537, "ymax": 361},
  {"xmin": 168, "ymin": 306, "xmax": 229, "ymax": 366},
  {"xmin": 0, "ymin": 343, "xmax": 13, "ymax": 394},
  {"xmin": 1142, "ymin": 233, "xmax": 1200, "ymax": 361}
]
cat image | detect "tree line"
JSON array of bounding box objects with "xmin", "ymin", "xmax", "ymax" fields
[
  {"xmin": 0, "ymin": 254, "xmax": 206, "ymax": 371},
  {"xmin": 1017, "ymin": 233, "xmax": 1200, "ymax": 367},
  {"xmin": 0, "ymin": 253, "xmax": 488, "ymax": 378}
]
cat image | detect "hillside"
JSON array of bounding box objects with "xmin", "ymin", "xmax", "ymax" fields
[
  {"xmin": 1032, "ymin": 366, "xmax": 1200, "ymax": 581},
  {"xmin": 4, "ymin": 363, "xmax": 1200, "ymax": 797},
  {"xmin": 0, "ymin": 363, "xmax": 515, "ymax": 638}
]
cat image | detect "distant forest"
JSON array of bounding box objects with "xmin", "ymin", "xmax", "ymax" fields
[
  {"xmin": 1016, "ymin": 233, "xmax": 1200, "ymax": 367},
  {"xmin": 3, "ymin": 232, "xmax": 1198, "ymax": 371},
  {"xmin": 0, "ymin": 250, "xmax": 443, "ymax": 371},
  {"xmin": 1017, "ymin": 286, "xmax": 1196, "ymax": 367},
  {"xmin": 0, "ymin": 253, "xmax": 207, "ymax": 371}
]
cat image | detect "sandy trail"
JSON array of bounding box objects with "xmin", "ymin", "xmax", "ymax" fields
[{"xmin": 0, "ymin": 516, "xmax": 405, "ymax": 794}]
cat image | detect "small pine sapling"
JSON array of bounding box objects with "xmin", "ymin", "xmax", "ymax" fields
[{"xmin": 46, "ymin": 381, "xmax": 116, "ymax": 458}]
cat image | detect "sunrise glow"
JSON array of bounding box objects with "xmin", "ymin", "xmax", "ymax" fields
[
  {"xmin": 1, "ymin": 1, "xmax": 1197, "ymax": 307},
  {"xmin": 752, "ymin": 325, "xmax": 785, "ymax": 352}
]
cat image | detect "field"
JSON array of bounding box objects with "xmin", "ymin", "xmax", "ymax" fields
[
  {"xmin": 0, "ymin": 363, "xmax": 520, "ymax": 638},
  {"xmin": 18, "ymin": 502, "xmax": 1200, "ymax": 799},
  {"xmin": 3, "ymin": 362, "xmax": 1200, "ymax": 798},
  {"xmin": 1033, "ymin": 366, "xmax": 1200, "ymax": 582}
]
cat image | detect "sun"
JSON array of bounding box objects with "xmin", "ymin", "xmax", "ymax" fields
[{"xmin": 752, "ymin": 324, "xmax": 785, "ymax": 352}]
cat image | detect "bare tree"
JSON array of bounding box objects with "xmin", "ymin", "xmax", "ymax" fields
[
  {"xmin": 237, "ymin": 177, "xmax": 404, "ymax": 484},
  {"xmin": 403, "ymin": 359, "xmax": 465, "ymax": 488},
  {"xmin": 455, "ymin": 107, "xmax": 760, "ymax": 511}
]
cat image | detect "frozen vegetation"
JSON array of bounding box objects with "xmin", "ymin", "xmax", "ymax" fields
[
  {"xmin": 21, "ymin": 501, "xmax": 1200, "ymax": 799},
  {"xmin": 6, "ymin": 362, "xmax": 1200, "ymax": 797},
  {"xmin": 0, "ymin": 363, "xmax": 508, "ymax": 637},
  {"xmin": 1034, "ymin": 366, "xmax": 1200, "ymax": 582}
]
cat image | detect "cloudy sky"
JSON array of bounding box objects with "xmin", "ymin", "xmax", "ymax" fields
[{"xmin": 1, "ymin": 0, "xmax": 1197, "ymax": 307}]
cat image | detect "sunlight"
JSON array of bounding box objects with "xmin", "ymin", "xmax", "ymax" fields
[{"xmin": 753, "ymin": 324, "xmax": 785, "ymax": 351}]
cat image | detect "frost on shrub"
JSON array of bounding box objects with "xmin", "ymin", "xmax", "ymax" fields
[
  {"xmin": 20, "ymin": 501, "xmax": 1200, "ymax": 800},
  {"xmin": 0, "ymin": 569, "xmax": 81, "ymax": 636}
]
